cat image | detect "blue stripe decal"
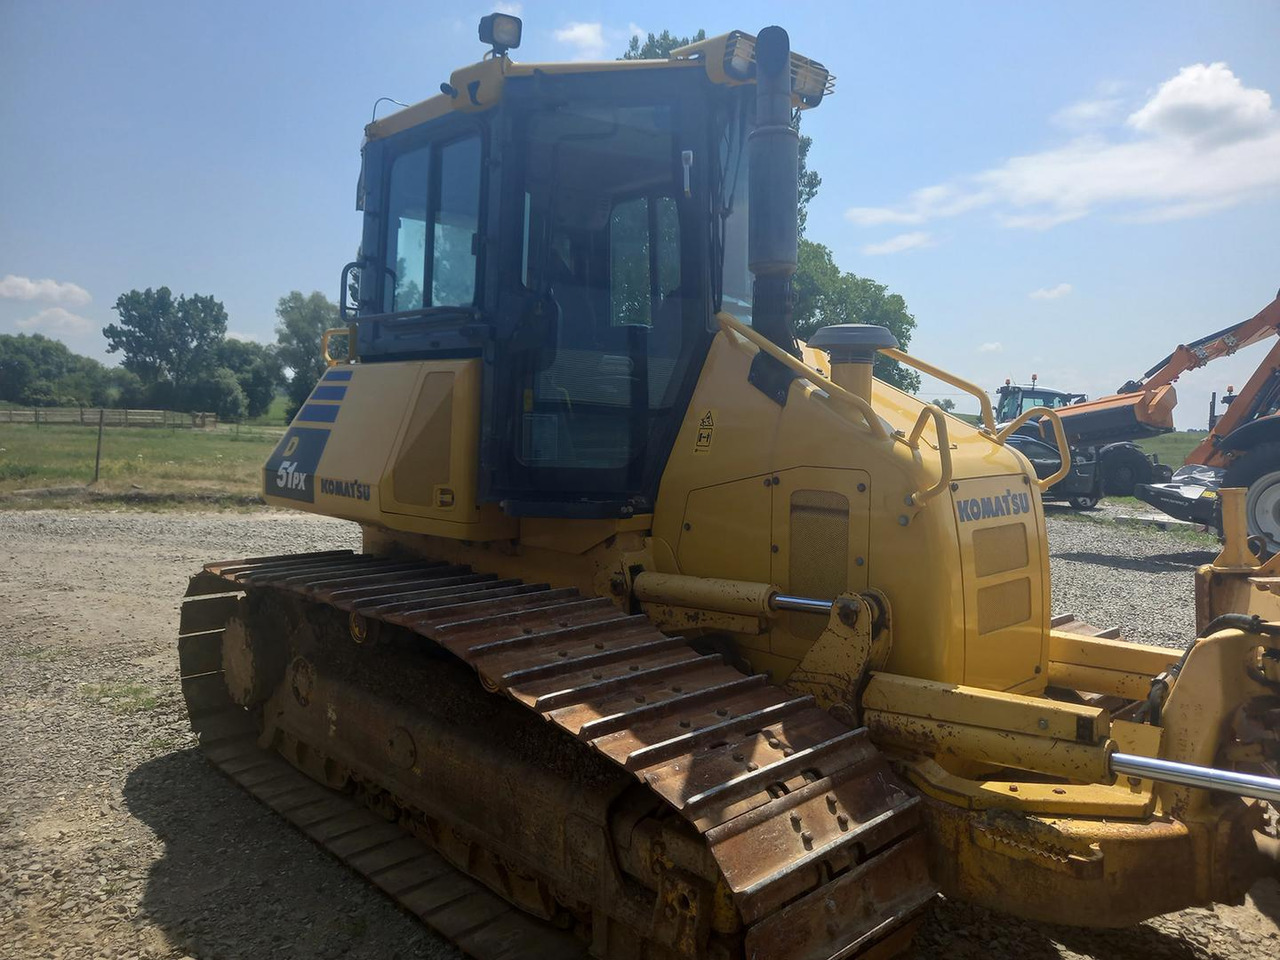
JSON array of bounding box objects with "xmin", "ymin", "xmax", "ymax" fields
[
  {"xmin": 323, "ymin": 368, "xmax": 354, "ymax": 381},
  {"xmin": 298, "ymin": 403, "xmax": 339, "ymax": 423},
  {"xmin": 311, "ymin": 385, "xmax": 347, "ymax": 401}
]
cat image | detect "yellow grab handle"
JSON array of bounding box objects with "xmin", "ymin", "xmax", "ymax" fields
[
  {"xmin": 881, "ymin": 346, "xmax": 996, "ymax": 433},
  {"xmin": 997, "ymin": 407, "xmax": 1072, "ymax": 490},
  {"xmin": 905, "ymin": 404, "xmax": 954, "ymax": 505},
  {"xmin": 321, "ymin": 327, "xmax": 353, "ymax": 366}
]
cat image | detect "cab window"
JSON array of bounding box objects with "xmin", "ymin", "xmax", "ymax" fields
[
  {"xmin": 515, "ymin": 104, "xmax": 692, "ymax": 471},
  {"xmin": 383, "ymin": 146, "xmax": 429, "ymax": 312},
  {"xmin": 433, "ymin": 137, "xmax": 481, "ymax": 307},
  {"xmin": 381, "ymin": 133, "xmax": 482, "ymax": 313}
]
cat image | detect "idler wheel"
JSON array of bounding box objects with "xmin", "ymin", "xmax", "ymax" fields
[{"xmin": 222, "ymin": 614, "xmax": 287, "ymax": 707}]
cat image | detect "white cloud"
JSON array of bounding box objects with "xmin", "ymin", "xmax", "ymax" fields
[
  {"xmin": 493, "ymin": 1, "xmax": 522, "ymax": 14},
  {"xmin": 226, "ymin": 330, "xmax": 264, "ymax": 343},
  {"xmin": 845, "ymin": 63, "xmax": 1280, "ymax": 231},
  {"xmin": 848, "ymin": 185, "xmax": 985, "ymax": 226},
  {"xmin": 1053, "ymin": 97, "xmax": 1123, "ymax": 130},
  {"xmin": 1129, "ymin": 62, "xmax": 1273, "ymax": 146},
  {"xmin": 1029, "ymin": 282, "xmax": 1073, "ymax": 300},
  {"xmin": 978, "ymin": 341, "xmax": 1003, "ymax": 353},
  {"xmin": 859, "ymin": 231, "xmax": 934, "ymax": 255},
  {"xmin": 16, "ymin": 307, "xmax": 93, "ymax": 336},
  {"xmin": 554, "ymin": 21, "xmax": 608, "ymax": 60},
  {"xmin": 0, "ymin": 274, "xmax": 91, "ymax": 307}
]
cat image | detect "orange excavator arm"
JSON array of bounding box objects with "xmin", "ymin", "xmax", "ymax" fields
[
  {"xmin": 1127, "ymin": 293, "xmax": 1280, "ymax": 393},
  {"xmin": 1047, "ymin": 293, "xmax": 1280, "ymax": 449}
]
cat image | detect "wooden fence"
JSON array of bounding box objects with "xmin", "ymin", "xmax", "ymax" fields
[{"xmin": 0, "ymin": 407, "xmax": 219, "ymax": 428}]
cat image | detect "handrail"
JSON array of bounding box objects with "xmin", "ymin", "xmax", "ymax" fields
[
  {"xmin": 321, "ymin": 327, "xmax": 354, "ymax": 366},
  {"xmin": 880, "ymin": 346, "xmax": 996, "ymax": 432},
  {"xmin": 997, "ymin": 406, "xmax": 1072, "ymax": 489},
  {"xmin": 716, "ymin": 314, "xmax": 889, "ymax": 441},
  {"xmin": 904, "ymin": 404, "xmax": 954, "ymax": 504}
]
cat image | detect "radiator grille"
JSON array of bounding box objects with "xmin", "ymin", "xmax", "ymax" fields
[
  {"xmin": 789, "ymin": 490, "xmax": 850, "ymax": 601},
  {"xmin": 972, "ymin": 522, "xmax": 1029, "ymax": 578},
  {"xmin": 977, "ymin": 578, "xmax": 1031, "ymax": 635}
]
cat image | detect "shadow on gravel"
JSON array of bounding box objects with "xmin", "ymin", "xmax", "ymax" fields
[
  {"xmin": 124, "ymin": 748, "xmax": 442, "ymax": 960},
  {"xmin": 1054, "ymin": 550, "xmax": 1217, "ymax": 572},
  {"xmin": 1250, "ymin": 877, "xmax": 1280, "ymax": 926},
  {"xmin": 1044, "ymin": 920, "xmax": 1235, "ymax": 960},
  {"xmin": 917, "ymin": 899, "xmax": 1216, "ymax": 960}
]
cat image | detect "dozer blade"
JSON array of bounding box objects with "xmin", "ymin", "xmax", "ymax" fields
[{"xmin": 179, "ymin": 550, "xmax": 935, "ymax": 959}]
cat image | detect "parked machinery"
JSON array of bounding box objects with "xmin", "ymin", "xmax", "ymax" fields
[
  {"xmin": 1133, "ymin": 294, "xmax": 1280, "ymax": 549},
  {"xmin": 995, "ymin": 375, "xmax": 1172, "ymax": 498}
]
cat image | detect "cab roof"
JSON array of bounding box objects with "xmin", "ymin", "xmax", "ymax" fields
[{"xmin": 366, "ymin": 29, "xmax": 834, "ymax": 142}]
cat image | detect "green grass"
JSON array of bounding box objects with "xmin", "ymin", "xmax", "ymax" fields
[
  {"xmin": 80, "ymin": 681, "xmax": 159, "ymax": 714},
  {"xmin": 245, "ymin": 393, "xmax": 290, "ymax": 425},
  {"xmin": 0, "ymin": 422, "xmax": 280, "ymax": 497},
  {"xmin": 1136, "ymin": 430, "xmax": 1205, "ymax": 468}
]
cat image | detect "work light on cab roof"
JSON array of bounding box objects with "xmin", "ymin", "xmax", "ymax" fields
[{"xmin": 478, "ymin": 11, "xmax": 521, "ymax": 56}]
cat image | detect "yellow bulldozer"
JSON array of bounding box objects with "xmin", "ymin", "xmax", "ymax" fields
[{"xmin": 177, "ymin": 17, "xmax": 1280, "ymax": 959}]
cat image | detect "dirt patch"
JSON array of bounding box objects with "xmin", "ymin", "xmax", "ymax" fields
[{"xmin": 1, "ymin": 486, "xmax": 266, "ymax": 510}]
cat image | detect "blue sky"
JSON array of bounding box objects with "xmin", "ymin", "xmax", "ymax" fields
[{"xmin": 3, "ymin": 1, "xmax": 1278, "ymax": 426}]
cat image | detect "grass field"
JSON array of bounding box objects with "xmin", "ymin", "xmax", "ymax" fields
[
  {"xmin": 1136, "ymin": 430, "xmax": 1204, "ymax": 467},
  {"xmin": 0, "ymin": 422, "xmax": 281, "ymax": 499},
  {"xmin": 246, "ymin": 394, "xmax": 290, "ymax": 425}
]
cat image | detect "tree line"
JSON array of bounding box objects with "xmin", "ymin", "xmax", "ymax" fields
[{"xmin": 0, "ymin": 290, "xmax": 339, "ymax": 421}]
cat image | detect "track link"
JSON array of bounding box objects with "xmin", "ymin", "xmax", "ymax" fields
[{"xmin": 179, "ymin": 550, "xmax": 935, "ymax": 959}]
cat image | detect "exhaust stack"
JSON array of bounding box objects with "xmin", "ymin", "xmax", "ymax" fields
[{"xmin": 748, "ymin": 26, "xmax": 800, "ymax": 353}]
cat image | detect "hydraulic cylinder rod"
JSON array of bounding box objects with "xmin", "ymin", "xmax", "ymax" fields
[
  {"xmin": 1112, "ymin": 752, "xmax": 1280, "ymax": 803},
  {"xmin": 770, "ymin": 593, "xmax": 835, "ymax": 614}
]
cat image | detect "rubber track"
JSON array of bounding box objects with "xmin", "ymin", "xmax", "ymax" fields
[{"xmin": 179, "ymin": 550, "xmax": 934, "ymax": 958}]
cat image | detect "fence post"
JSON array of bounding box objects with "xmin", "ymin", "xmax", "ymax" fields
[
  {"xmin": 124, "ymin": 408, "xmax": 129, "ymax": 427},
  {"xmin": 93, "ymin": 409, "xmax": 105, "ymax": 484}
]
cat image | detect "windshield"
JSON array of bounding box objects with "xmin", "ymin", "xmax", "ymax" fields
[
  {"xmin": 997, "ymin": 388, "xmax": 1075, "ymax": 421},
  {"xmin": 996, "ymin": 389, "xmax": 1021, "ymax": 422},
  {"xmin": 514, "ymin": 101, "xmax": 696, "ymax": 473}
]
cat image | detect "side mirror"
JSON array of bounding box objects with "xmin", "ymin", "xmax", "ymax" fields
[{"xmin": 339, "ymin": 261, "xmax": 361, "ymax": 321}]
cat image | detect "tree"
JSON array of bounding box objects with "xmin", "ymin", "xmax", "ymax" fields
[
  {"xmin": 0, "ymin": 333, "xmax": 115, "ymax": 406},
  {"xmin": 793, "ymin": 241, "xmax": 920, "ymax": 392},
  {"xmin": 619, "ymin": 28, "xmax": 920, "ymax": 392},
  {"xmin": 932, "ymin": 398, "xmax": 957, "ymax": 412},
  {"xmin": 217, "ymin": 338, "xmax": 282, "ymax": 419},
  {"xmin": 275, "ymin": 291, "xmax": 340, "ymax": 419},
  {"xmin": 103, "ymin": 287, "xmax": 227, "ymax": 391},
  {"xmin": 185, "ymin": 366, "xmax": 249, "ymax": 421},
  {"xmin": 797, "ymin": 122, "xmax": 821, "ymax": 238},
  {"xmin": 621, "ymin": 29, "xmax": 706, "ymax": 60}
]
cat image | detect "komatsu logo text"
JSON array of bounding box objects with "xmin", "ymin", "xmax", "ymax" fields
[
  {"xmin": 320, "ymin": 477, "xmax": 372, "ymax": 501},
  {"xmin": 956, "ymin": 489, "xmax": 1031, "ymax": 523}
]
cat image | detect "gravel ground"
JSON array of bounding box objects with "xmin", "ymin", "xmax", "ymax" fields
[{"xmin": 0, "ymin": 508, "xmax": 1276, "ymax": 959}]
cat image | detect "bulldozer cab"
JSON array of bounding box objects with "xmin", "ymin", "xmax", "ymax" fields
[{"xmin": 350, "ymin": 62, "xmax": 762, "ymax": 518}]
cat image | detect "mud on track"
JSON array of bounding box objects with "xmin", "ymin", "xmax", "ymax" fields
[{"xmin": 0, "ymin": 509, "xmax": 1277, "ymax": 959}]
